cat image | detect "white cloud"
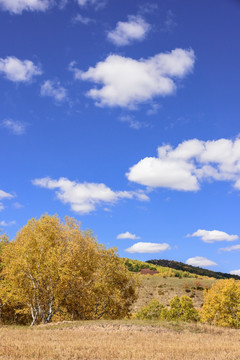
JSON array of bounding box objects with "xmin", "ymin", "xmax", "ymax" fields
[
  {"xmin": 0, "ymin": 190, "xmax": 13, "ymax": 200},
  {"xmin": 125, "ymin": 242, "xmax": 171, "ymax": 253},
  {"xmin": 70, "ymin": 48, "xmax": 195, "ymax": 108},
  {"xmin": 0, "ymin": 57, "xmax": 42, "ymax": 82},
  {"xmin": 13, "ymin": 202, "xmax": 24, "ymax": 209},
  {"xmin": 1, "ymin": 119, "xmax": 27, "ymax": 135},
  {"xmin": 146, "ymin": 103, "xmax": 160, "ymax": 116},
  {"xmin": 73, "ymin": 13, "xmax": 95, "ymax": 25},
  {"xmin": 219, "ymin": 244, "xmax": 240, "ymax": 252},
  {"xmin": 40, "ymin": 80, "xmax": 67, "ymax": 102},
  {"xmin": 188, "ymin": 229, "xmax": 238, "ymax": 243},
  {"xmin": 0, "ymin": 189, "xmax": 14, "ymax": 211},
  {"xmin": 230, "ymin": 270, "xmax": 240, "ymax": 276},
  {"xmin": 107, "ymin": 15, "xmax": 150, "ymax": 46},
  {"xmin": 0, "ymin": 0, "xmax": 52, "ymax": 14},
  {"xmin": 127, "ymin": 137, "xmax": 240, "ymax": 191},
  {"xmin": 161, "ymin": 10, "xmax": 177, "ymax": 32},
  {"xmin": 186, "ymin": 256, "xmax": 217, "ymax": 267},
  {"xmin": 77, "ymin": 0, "xmax": 106, "ymax": 9},
  {"xmin": 32, "ymin": 177, "xmax": 149, "ymax": 214},
  {"xmin": 119, "ymin": 115, "xmax": 147, "ymax": 130},
  {"xmin": 0, "ymin": 220, "xmax": 16, "ymax": 227},
  {"xmin": 139, "ymin": 3, "xmax": 158, "ymax": 15},
  {"xmin": 117, "ymin": 232, "xmax": 140, "ymax": 240}
]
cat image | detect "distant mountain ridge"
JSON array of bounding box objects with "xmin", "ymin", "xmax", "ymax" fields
[{"xmin": 146, "ymin": 259, "xmax": 240, "ymax": 280}]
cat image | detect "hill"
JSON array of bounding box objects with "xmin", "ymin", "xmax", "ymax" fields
[
  {"xmin": 124, "ymin": 258, "xmax": 199, "ymax": 278},
  {"xmin": 146, "ymin": 259, "xmax": 240, "ymax": 280},
  {"xmin": 132, "ymin": 275, "xmax": 215, "ymax": 312},
  {"xmin": 124, "ymin": 258, "xmax": 215, "ymax": 311}
]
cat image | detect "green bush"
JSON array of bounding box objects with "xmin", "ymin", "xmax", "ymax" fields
[
  {"xmin": 134, "ymin": 296, "xmax": 199, "ymax": 322},
  {"xmin": 162, "ymin": 295, "xmax": 199, "ymax": 322},
  {"xmin": 134, "ymin": 299, "xmax": 163, "ymax": 320}
]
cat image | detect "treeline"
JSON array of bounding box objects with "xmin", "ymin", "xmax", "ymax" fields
[
  {"xmin": 125, "ymin": 258, "xmax": 198, "ymax": 278},
  {"xmin": 124, "ymin": 259, "xmax": 158, "ymax": 272},
  {"xmin": 0, "ymin": 215, "xmax": 138, "ymax": 326},
  {"xmin": 146, "ymin": 259, "xmax": 240, "ymax": 280}
]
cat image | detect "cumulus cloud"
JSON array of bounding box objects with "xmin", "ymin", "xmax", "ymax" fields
[
  {"xmin": 0, "ymin": 189, "xmax": 14, "ymax": 211},
  {"xmin": 0, "ymin": 57, "xmax": 42, "ymax": 83},
  {"xmin": 219, "ymin": 244, "xmax": 240, "ymax": 252},
  {"xmin": 107, "ymin": 15, "xmax": 150, "ymax": 46},
  {"xmin": 70, "ymin": 48, "xmax": 195, "ymax": 108},
  {"xmin": 40, "ymin": 80, "xmax": 67, "ymax": 102},
  {"xmin": 230, "ymin": 269, "xmax": 240, "ymax": 276},
  {"xmin": 127, "ymin": 137, "xmax": 240, "ymax": 191},
  {"xmin": 186, "ymin": 256, "xmax": 217, "ymax": 267},
  {"xmin": 117, "ymin": 232, "xmax": 140, "ymax": 240},
  {"xmin": 0, "ymin": 220, "xmax": 16, "ymax": 227},
  {"xmin": 1, "ymin": 119, "xmax": 27, "ymax": 135},
  {"xmin": 188, "ymin": 229, "xmax": 238, "ymax": 243},
  {"xmin": 125, "ymin": 242, "xmax": 171, "ymax": 253},
  {"xmin": 32, "ymin": 177, "xmax": 149, "ymax": 214},
  {"xmin": 0, "ymin": 0, "xmax": 52, "ymax": 14}
]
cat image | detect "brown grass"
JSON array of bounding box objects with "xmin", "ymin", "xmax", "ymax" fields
[
  {"xmin": 132, "ymin": 275, "xmax": 215, "ymax": 312},
  {"xmin": 1, "ymin": 320, "xmax": 240, "ymax": 360}
]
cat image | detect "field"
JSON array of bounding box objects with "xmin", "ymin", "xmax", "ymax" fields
[
  {"xmin": 0, "ymin": 275, "xmax": 229, "ymax": 360},
  {"xmin": 1, "ymin": 320, "xmax": 240, "ymax": 360},
  {"xmin": 133, "ymin": 275, "xmax": 215, "ymax": 312}
]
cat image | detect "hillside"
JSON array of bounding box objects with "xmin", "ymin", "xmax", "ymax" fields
[
  {"xmin": 132, "ymin": 275, "xmax": 215, "ymax": 312},
  {"xmin": 146, "ymin": 259, "xmax": 240, "ymax": 280},
  {"xmin": 124, "ymin": 258, "xmax": 239, "ymax": 313},
  {"xmin": 123, "ymin": 258, "xmax": 215, "ymax": 312},
  {"xmin": 124, "ymin": 258, "xmax": 200, "ymax": 278}
]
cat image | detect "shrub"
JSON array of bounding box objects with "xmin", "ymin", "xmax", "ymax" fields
[
  {"xmin": 134, "ymin": 296, "xmax": 199, "ymax": 322},
  {"xmin": 162, "ymin": 296, "xmax": 199, "ymax": 322},
  {"xmin": 134, "ymin": 299, "xmax": 164, "ymax": 320}
]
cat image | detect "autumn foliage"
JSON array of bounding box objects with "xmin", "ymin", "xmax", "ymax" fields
[
  {"xmin": 0, "ymin": 215, "xmax": 137, "ymax": 325},
  {"xmin": 134, "ymin": 296, "xmax": 199, "ymax": 322},
  {"xmin": 200, "ymin": 279, "xmax": 240, "ymax": 328}
]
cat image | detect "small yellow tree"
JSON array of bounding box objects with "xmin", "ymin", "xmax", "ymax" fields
[
  {"xmin": 201, "ymin": 279, "xmax": 240, "ymax": 328},
  {"xmin": 161, "ymin": 295, "xmax": 199, "ymax": 322}
]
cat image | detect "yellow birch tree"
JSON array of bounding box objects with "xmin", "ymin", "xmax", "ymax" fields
[{"xmin": 0, "ymin": 215, "xmax": 137, "ymax": 325}]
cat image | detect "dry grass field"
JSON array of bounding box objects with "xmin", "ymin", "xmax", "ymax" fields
[
  {"xmin": 1, "ymin": 320, "xmax": 240, "ymax": 360},
  {"xmin": 132, "ymin": 275, "xmax": 215, "ymax": 312}
]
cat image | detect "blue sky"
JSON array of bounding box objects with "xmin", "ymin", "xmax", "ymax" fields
[{"xmin": 1, "ymin": 0, "xmax": 240, "ymax": 274}]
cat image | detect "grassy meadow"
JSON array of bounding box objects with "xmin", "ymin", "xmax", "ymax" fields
[
  {"xmin": 0, "ymin": 261, "xmax": 235, "ymax": 360},
  {"xmin": 1, "ymin": 320, "xmax": 240, "ymax": 360}
]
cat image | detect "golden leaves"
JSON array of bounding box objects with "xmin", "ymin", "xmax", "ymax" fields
[{"xmin": 0, "ymin": 214, "xmax": 137, "ymax": 325}]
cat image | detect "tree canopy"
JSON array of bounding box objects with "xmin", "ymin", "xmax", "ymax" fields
[
  {"xmin": 0, "ymin": 215, "xmax": 137, "ymax": 325},
  {"xmin": 201, "ymin": 279, "xmax": 240, "ymax": 328}
]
